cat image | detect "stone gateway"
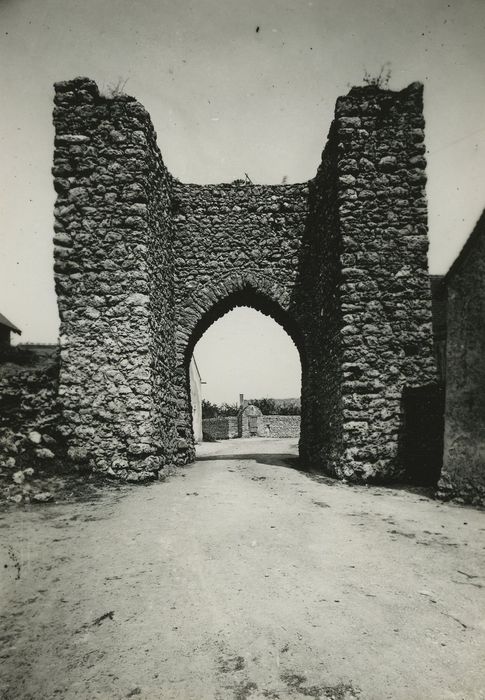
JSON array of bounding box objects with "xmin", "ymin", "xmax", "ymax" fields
[{"xmin": 52, "ymin": 77, "xmax": 437, "ymax": 482}]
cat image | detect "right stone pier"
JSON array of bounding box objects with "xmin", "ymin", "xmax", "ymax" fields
[{"xmin": 299, "ymin": 82, "xmax": 438, "ymax": 481}]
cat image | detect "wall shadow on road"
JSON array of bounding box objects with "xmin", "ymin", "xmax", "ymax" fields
[
  {"xmin": 195, "ymin": 453, "xmax": 338, "ymax": 485},
  {"xmin": 196, "ymin": 452, "xmax": 352, "ymax": 489},
  {"xmin": 195, "ymin": 453, "xmax": 438, "ymax": 499},
  {"xmin": 196, "ymin": 452, "xmax": 301, "ymax": 470}
]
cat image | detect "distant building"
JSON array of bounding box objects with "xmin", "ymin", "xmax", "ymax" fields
[
  {"xmin": 189, "ymin": 357, "xmax": 203, "ymax": 443},
  {"xmin": 0, "ymin": 312, "xmax": 21, "ymax": 347},
  {"xmin": 438, "ymin": 209, "xmax": 485, "ymax": 505}
]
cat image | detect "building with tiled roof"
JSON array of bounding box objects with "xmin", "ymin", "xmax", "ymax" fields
[{"xmin": 0, "ymin": 312, "xmax": 21, "ymax": 347}]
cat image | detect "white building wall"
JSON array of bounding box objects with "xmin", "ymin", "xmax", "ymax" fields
[{"xmin": 189, "ymin": 357, "xmax": 203, "ymax": 443}]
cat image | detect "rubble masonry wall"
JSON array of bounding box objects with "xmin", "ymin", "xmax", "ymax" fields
[{"xmin": 53, "ymin": 78, "xmax": 436, "ymax": 482}]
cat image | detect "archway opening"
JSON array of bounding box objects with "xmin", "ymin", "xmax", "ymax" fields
[{"xmin": 183, "ymin": 289, "xmax": 305, "ymax": 461}]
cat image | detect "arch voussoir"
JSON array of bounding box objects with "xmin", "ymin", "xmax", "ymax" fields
[{"xmin": 177, "ymin": 272, "xmax": 295, "ymax": 362}]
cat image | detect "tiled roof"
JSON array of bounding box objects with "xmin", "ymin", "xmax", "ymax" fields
[{"xmin": 0, "ymin": 312, "xmax": 21, "ymax": 334}]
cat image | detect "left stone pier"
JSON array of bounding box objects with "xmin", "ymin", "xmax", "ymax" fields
[{"xmin": 53, "ymin": 77, "xmax": 176, "ymax": 481}]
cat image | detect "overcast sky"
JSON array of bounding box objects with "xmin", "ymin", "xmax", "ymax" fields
[{"xmin": 1, "ymin": 0, "xmax": 484, "ymax": 403}]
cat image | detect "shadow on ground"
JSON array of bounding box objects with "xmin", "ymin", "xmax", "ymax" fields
[
  {"xmin": 196, "ymin": 452, "xmax": 301, "ymax": 470},
  {"xmin": 195, "ymin": 451, "xmax": 438, "ymax": 500}
]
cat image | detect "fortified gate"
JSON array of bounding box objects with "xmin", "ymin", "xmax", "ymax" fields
[{"xmin": 52, "ymin": 78, "xmax": 437, "ymax": 482}]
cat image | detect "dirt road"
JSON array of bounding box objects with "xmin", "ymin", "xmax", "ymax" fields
[{"xmin": 1, "ymin": 438, "xmax": 484, "ymax": 699}]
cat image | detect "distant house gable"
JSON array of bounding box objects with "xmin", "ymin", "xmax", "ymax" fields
[
  {"xmin": 0, "ymin": 312, "xmax": 21, "ymax": 335},
  {"xmin": 438, "ymin": 207, "xmax": 485, "ymax": 506},
  {"xmin": 0, "ymin": 311, "xmax": 21, "ymax": 347},
  {"xmin": 445, "ymin": 209, "xmax": 485, "ymax": 283}
]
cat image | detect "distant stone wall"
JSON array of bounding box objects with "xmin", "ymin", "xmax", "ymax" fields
[
  {"xmin": 0, "ymin": 352, "xmax": 59, "ymax": 435},
  {"xmin": 260, "ymin": 415, "xmax": 300, "ymax": 438},
  {"xmin": 439, "ymin": 212, "xmax": 485, "ymax": 506},
  {"xmin": 202, "ymin": 415, "xmax": 301, "ymax": 440},
  {"xmin": 202, "ymin": 417, "xmax": 238, "ymax": 440},
  {"xmin": 0, "ymin": 350, "xmax": 69, "ymax": 500}
]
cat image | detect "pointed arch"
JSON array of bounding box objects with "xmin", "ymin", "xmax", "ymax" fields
[{"xmin": 177, "ymin": 273, "xmax": 306, "ymax": 370}]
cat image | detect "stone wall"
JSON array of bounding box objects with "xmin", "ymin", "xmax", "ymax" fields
[
  {"xmin": 201, "ymin": 415, "xmax": 300, "ymax": 440},
  {"xmin": 202, "ymin": 417, "xmax": 239, "ymax": 440},
  {"xmin": 439, "ymin": 211, "xmax": 485, "ymax": 506},
  {"xmin": 297, "ymin": 82, "xmax": 437, "ymax": 481},
  {"xmin": 327, "ymin": 83, "xmax": 436, "ymax": 480},
  {"xmin": 0, "ymin": 350, "xmax": 59, "ymax": 436},
  {"xmin": 171, "ymin": 180, "xmax": 308, "ymax": 463},
  {"xmin": 53, "ymin": 78, "xmax": 177, "ymax": 481},
  {"xmin": 53, "ymin": 77, "xmax": 437, "ymax": 483},
  {"xmin": 0, "ymin": 349, "xmax": 69, "ymax": 500},
  {"xmin": 259, "ymin": 416, "xmax": 300, "ymax": 438},
  {"xmin": 296, "ymin": 119, "xmax": 343, "ymax": 474}
]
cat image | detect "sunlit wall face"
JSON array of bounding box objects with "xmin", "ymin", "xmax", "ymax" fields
[{"xmin": 192, "ymin": 306, "xmax": 301, "ymax": 406}]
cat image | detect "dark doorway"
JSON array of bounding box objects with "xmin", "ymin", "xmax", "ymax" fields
[{"xmin": 401, "ymin": 384, "xmax": 444, "ymax": 485}]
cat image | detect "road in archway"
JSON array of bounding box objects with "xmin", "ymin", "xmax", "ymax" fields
[{"xmin": 1, "ymin": 438, "xmax": 484, "ymax": 699}]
